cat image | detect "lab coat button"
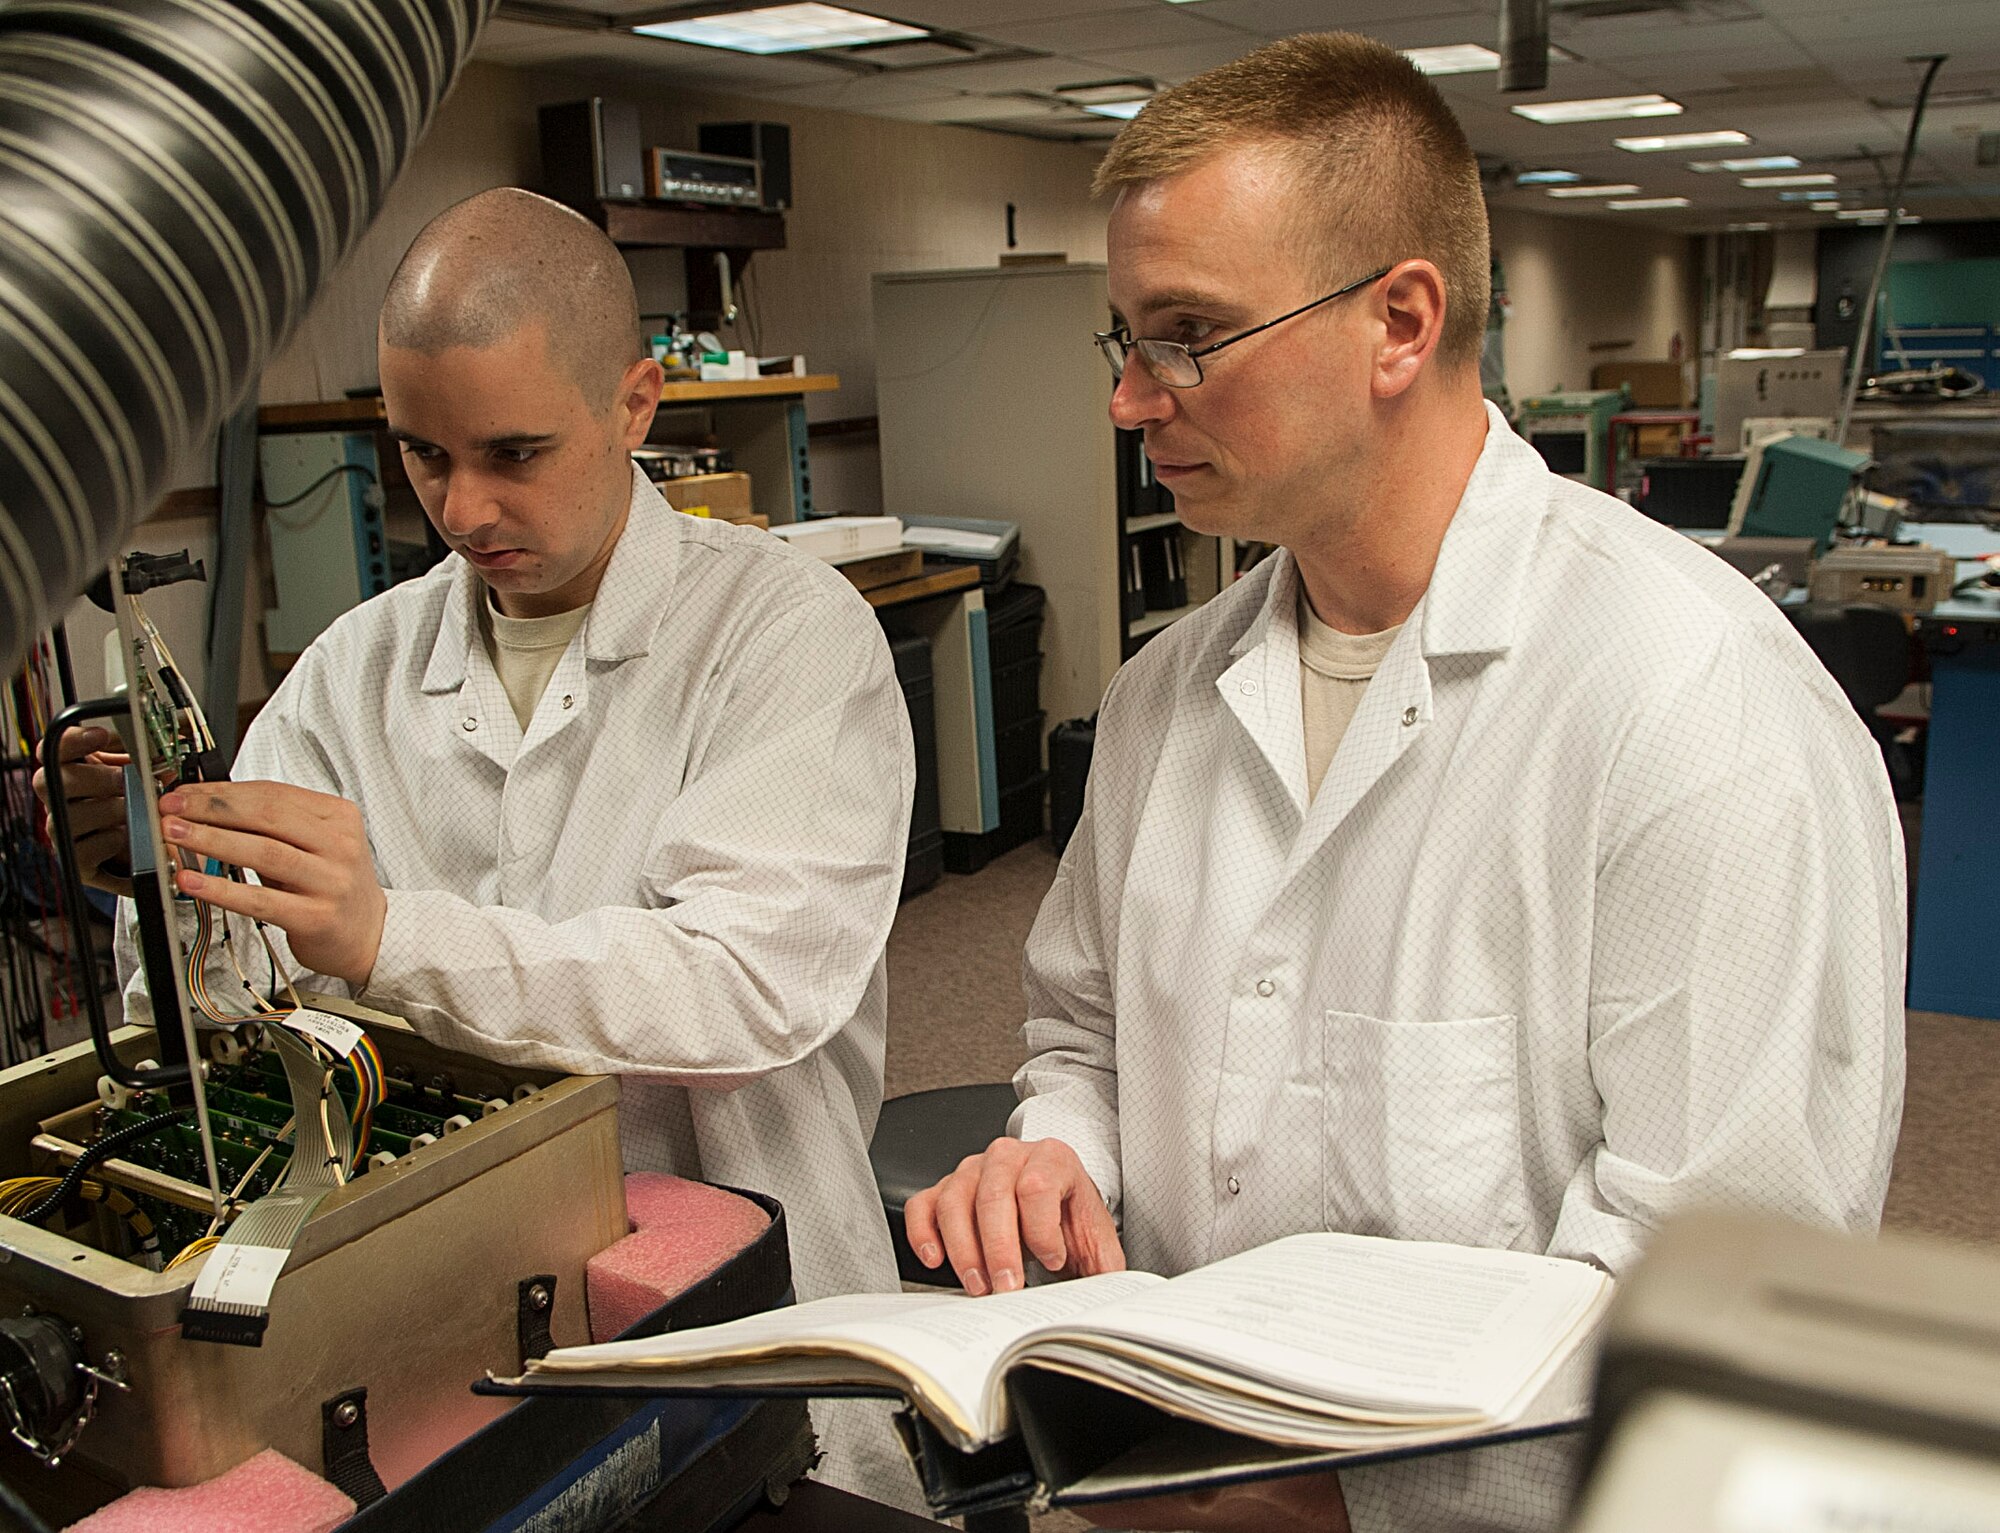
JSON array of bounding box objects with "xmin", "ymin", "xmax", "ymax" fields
[
  {"xmin": 1255, "ymin": 978, "xmax": 1275, "ymax": 998},
  {"xmin": 1401, "ymin": 706, "xmax": 1418, "ymax": 726},
  {"xmin": 1226, "ymin": 1176, "xmax": 1241, "ymax": 1196},
  {"xmin": 561, "ymin": 694, "xmax": 574, "ymax": 710},
  {"xmin": 462, "ymin": 717, "xmax": 478, "ymax": 732},
  {"xmin": 1239, "ymin": 680, "xmax": 1258, "ymax": 697}
]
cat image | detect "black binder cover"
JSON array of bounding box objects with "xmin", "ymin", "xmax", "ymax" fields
[{"xmin": 485, "ymin": 1344, "xmax": 1592, "ymax": 1518}]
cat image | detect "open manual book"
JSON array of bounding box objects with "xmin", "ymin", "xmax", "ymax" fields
[{"xmin": 490, "ymin": 1232, "xmax": 1612, "ymax": 1509}]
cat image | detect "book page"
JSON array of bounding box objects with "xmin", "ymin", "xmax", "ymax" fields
[
  {"xmin": 1009, "ymin": 1233, "xmax": 1607, "ymax": 1419},
  {"xmin": 531, "ymin": 1271, "xmax": 1162, "ymax": 1445}
]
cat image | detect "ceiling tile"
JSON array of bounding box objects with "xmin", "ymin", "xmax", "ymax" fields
[
  {"xmin": 1557, "ymin": 19, "xmax": 1807, "ymax": 67},
  {"xmin": 870, "ymin": 0, "xmax": 1157, "ymax": 31},
  {"xmin": 869, "ymin": 92, "xmax": 1080, "ymax": 121},
  {"xmin": 1193, "ymin": 0, "xmax": 1478, "ymax": 35},
  {"xmin": 758, "ymin": 76, "xmax": 972, "ymax": 109},
  {"xmin": 975, "ymin": 6, "xmax": 1253, "ymax": 54},
  {"xmin": 1067, "ymin": 37, "xmax": 1258, "ymax": 80}
]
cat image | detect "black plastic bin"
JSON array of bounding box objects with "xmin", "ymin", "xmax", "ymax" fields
[
  {"xmin": 942, "ymin": 773, "xmax": 1047, "ymax": 875},
  {"xmin": 995, "ymin": 710, "xmax": 1046, "ymax": 790},
  {"xmin": 984, "ymin": 584, "xmax": 1046, "ymax": 678},
  {"xmin": 990, "ymin": 653, "xmax": 1044, "ymax": 728},
  {"xmin": 1049, "ymin": 716, "xmax": 1096, "ymax": 856},
  {"xmin": 889, "ymin": 634, "xmax": 943, "ymax": 900}
]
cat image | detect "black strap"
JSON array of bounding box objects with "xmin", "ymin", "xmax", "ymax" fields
[
  {"xmin": 321, "ymin": 1387, "xmax": 387, "ymax": 1508},
  {"xmin": 517, "ymin": 1274, "xmax": 557, "ymax": 1367}
]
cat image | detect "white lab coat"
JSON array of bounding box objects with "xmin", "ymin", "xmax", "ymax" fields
[
  {"xmin": 119, "ymin": 466, "xmax": 918, "ymax": 1499},
  {"xmin": 1013, "ymin": 405, "xmax": 1905, "ymax": 1531}
]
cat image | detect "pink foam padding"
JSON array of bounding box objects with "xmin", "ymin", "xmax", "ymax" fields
[
  {"xmin": 585, "ymin": 1173, "xmax": 772, "ymax": 1342},
  {"xmin": 67, "ymin": 1448, "xmax": 354, "ymax": 1533}
]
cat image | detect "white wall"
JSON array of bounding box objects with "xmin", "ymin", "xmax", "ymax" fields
[
  {"xmin": 1489, "ymin": 206, "xmax": 1700, "ymax": 400},
  {"xmin": 99, "ymin": 69, "xmax": 1701, "ymax": 713}
]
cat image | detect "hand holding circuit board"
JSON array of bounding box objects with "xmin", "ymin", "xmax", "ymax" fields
[
  {"xmin": 159, "ymin": 783, "xmax": 388, "ymax": 991},
  {"xmin": 34, "ymin": 725, "xmax": 136, "ymax": 896}
]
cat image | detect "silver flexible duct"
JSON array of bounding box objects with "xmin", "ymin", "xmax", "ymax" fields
[{"xmin": 0, "ymin": 0, "xmax": 494, "ymax": 673}]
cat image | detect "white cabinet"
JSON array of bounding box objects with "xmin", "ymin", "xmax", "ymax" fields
[{"xmin": 873, "ymin": 263, "xmax": 1229, "ymax": 729}]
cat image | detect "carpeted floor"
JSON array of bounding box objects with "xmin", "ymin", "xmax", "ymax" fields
[{"xmin": 885, "ymin": 839, "xmax": 2000, "ymax": 1248}]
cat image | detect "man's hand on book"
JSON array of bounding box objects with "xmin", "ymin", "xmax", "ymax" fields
[
  {"xmin": 904, "ymin": 1135, "xmax": 1125, "ymax": 1295},
  {"xmin": 1081, "ymin": 1470, "xmax": 1351, "ymax": 1533}
]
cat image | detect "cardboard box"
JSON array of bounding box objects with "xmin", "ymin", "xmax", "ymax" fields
[
  {"xmin": 1633, "ymin": 422, "xmax": 1688, "ymax": 458},
  {"xmin": 660, "ymin": 471, "xmax": 754, "ymax": 522},
  {"xmin": 1592, "ymin": 360, "xmax": 1688, "ymax": 408}
]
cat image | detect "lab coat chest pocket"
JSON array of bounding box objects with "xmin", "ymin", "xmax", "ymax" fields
[{"xmin": 1322, "ymin": 1011, "xmax": 1529, "ymax": 1249}]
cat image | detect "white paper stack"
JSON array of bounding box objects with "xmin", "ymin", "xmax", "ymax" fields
[{"xmin": 769, "ymin": 517, "xmax": 904, "ymax": 563}]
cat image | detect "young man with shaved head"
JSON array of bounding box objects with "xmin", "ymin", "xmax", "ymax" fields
[
  {"xmin": 42, "ymin": 188, "xmax": 919, "ymax": 1504},
  {"xmin": 906, "ymin": 33, "xmax": 1905, "ymax": 1533}
]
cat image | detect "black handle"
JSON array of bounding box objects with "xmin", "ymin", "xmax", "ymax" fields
[{"xmin": 37, "ymin": 697, "xmax": 190, "ymax": 1092}]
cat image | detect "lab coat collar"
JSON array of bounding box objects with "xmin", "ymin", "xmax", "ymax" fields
[
  {"xmin": 1219, "ymin": 554, "xmax": 1310, "ymax": 811},
  {"xmin": 1418, "ymin": 401, "xmax": 1553, "ymax": 660},
  {"xmin": 422, "ymin": 463, "xmax": 680, "ymax": 693},
  {"xmin": 1226, "ymin": 403, "xmax": 1551, "ymax": 669}
]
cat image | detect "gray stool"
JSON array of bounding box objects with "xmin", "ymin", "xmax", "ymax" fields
[{"xmin": 869, "ymin": 1084, "xmax": 1019, "ymax": 1287}]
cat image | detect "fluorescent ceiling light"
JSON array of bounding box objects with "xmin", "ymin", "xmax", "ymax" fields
[
  {"xmin": 633, "ymin": 3, "xmax": 926, "ymax": 53},
  {"xmin": 1742, "ymin": 173, "xmax": 1836, "ymax": 187},
  {"xmin": 1706, "ymin": 155, "xmax": 1801, "ymax": 172},
  {"xmin": 1401, "ymin": 44, "xmax": 1502, "ymax": 75},
  {"xmin": 1545, "ymin": 183, "xmax": 1641, "ymax": 198},
  {"xmin": 1056, "ymin": 80, "xmax": 1152, "ymax": 105},
  {"xmin": 1836, "ymin": 208, "xmax": 1918, "ymax": 222},
  {"xmin": 1727, "ymin": 222, "xmax": 1773, "ymax": 231},
  {"xmin": 1084, "ymin": 101, "xmax": 1146, "ymax": 119},
  {"xmin": 1515, "ymin": 169, "xmax": 1583, "ymax": 185},
  {"xmin": 1607, "ymin": 197, "xmax": 1692, "ymax": 209},
  {"xmin": 1614, "ymin": 129, "xmax": 1750, "ymax": 152},
  {"xmin": 1779, "ymin": 190, "xmax": 1841, "ymax": 202},
  {"xmin": 1513, "ymin": 95, "xmax": 1682, "ymax": 124}
]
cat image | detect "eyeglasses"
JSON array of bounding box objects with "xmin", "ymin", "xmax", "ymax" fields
[{"xmin": 1094, "ymin": 267, "xmax": 1393, "ymax": 389}]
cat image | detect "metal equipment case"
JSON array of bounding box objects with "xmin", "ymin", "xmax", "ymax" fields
[
  {"xmin": 0, "ymin": 1010, "xmax": 625, "ymax": 1502},
  {"xmin": 1516, "ymin": 391, "xmax": 1625, "ymax": 488}
]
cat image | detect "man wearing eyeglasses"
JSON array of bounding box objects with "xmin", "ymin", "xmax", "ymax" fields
[{"xmin": 906, "ymin": 29, "xmax": 1904, "ymax": 1533}]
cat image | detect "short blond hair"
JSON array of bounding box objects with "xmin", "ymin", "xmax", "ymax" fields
[{"xmin": 1096, "ymin": 32, "xmax": 1490, "ymax": 369}]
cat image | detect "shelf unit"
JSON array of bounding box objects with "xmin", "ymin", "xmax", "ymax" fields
[
  {"xmin": 551, "ymin": 196, "xmax": 822, "ymax": 523},
  {"xmin": 873, "ymin": 263, "xmax": 1233, "ymax": 731},
  {"xmin": 651, "ymin": 374, "xmax": 840, "ymax": 525}
]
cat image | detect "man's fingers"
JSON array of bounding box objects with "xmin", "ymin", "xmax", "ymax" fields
[
  {"xmin": 1015, "ymin": 1153, "xmax": 1074, "ymax": 1274},
  {"xmin": 56, "ymin": 726, "xmax": 112, "ymax": 763},
  {"xmin": 1066, "ymin": 1185, "xmax": 1127, "ymax": 1276},
  {"xmin": 62, "ymin": 795, "xmax": 128, "ymax": 842},
  {"xmin": 160, "ymin": 780, "xmax": 348, "ymax": 847},
  {"xmin": 161, "ymin": 818, "xmax": 311, "ymax": 891},
  {"xmin": 971, "ymin": 1152, "xmax": 1031, "ymax": 1294},
  {"xmin": 902, "ymin": 1186, "xmax": 945, "ymax": 1269},
  {"xmin": 929, "ymin": 1166, "xmax": 991, "ymax": 1295},
  {"xmin": 175, "ymin": 866, "xmax": 293, "ymax": 925}
]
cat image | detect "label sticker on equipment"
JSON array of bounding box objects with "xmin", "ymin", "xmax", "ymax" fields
[
  {"xmin": 1719, "ymin": 1445, "xmax": 2000, "ymax": 1533},
  {"xmin": 284, "ymin": 1008, "xmax": 363, "ymax": 1057},
  {"xmin": 190, "ymin": 1244, "xmax": 289, "ymax": 1309}
]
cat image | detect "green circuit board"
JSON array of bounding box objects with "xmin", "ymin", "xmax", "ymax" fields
[{"xmin": 97, "ymin": 1055, "xmax": 523, "ymax": 1265}]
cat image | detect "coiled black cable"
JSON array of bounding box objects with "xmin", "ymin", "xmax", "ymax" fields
[
  {"xmin": 16, "ymin": 1107, "xmax": 189, "ymax": 1226},
  {"xmin": 0, "ymin": 0, "xmax": 494, "ymax": 673}
]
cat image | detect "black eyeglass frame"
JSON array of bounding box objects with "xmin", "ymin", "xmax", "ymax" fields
[{"xmin": 1094, "ymin": 266, "xmax": 1395, "ymax": 388}]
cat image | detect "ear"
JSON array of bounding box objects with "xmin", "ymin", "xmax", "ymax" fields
[
  {"xmin": 614, "ymin": 356, "xmax": 666, "ymax": 450},
  {"xmin": 1371, "ymin": 260, "xmax": 1448, "ymax": 400}
]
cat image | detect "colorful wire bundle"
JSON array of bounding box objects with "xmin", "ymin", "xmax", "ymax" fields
[{"xmin": 345, "ymin": 1031, "xmax": 383, "ymax": 1156}]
